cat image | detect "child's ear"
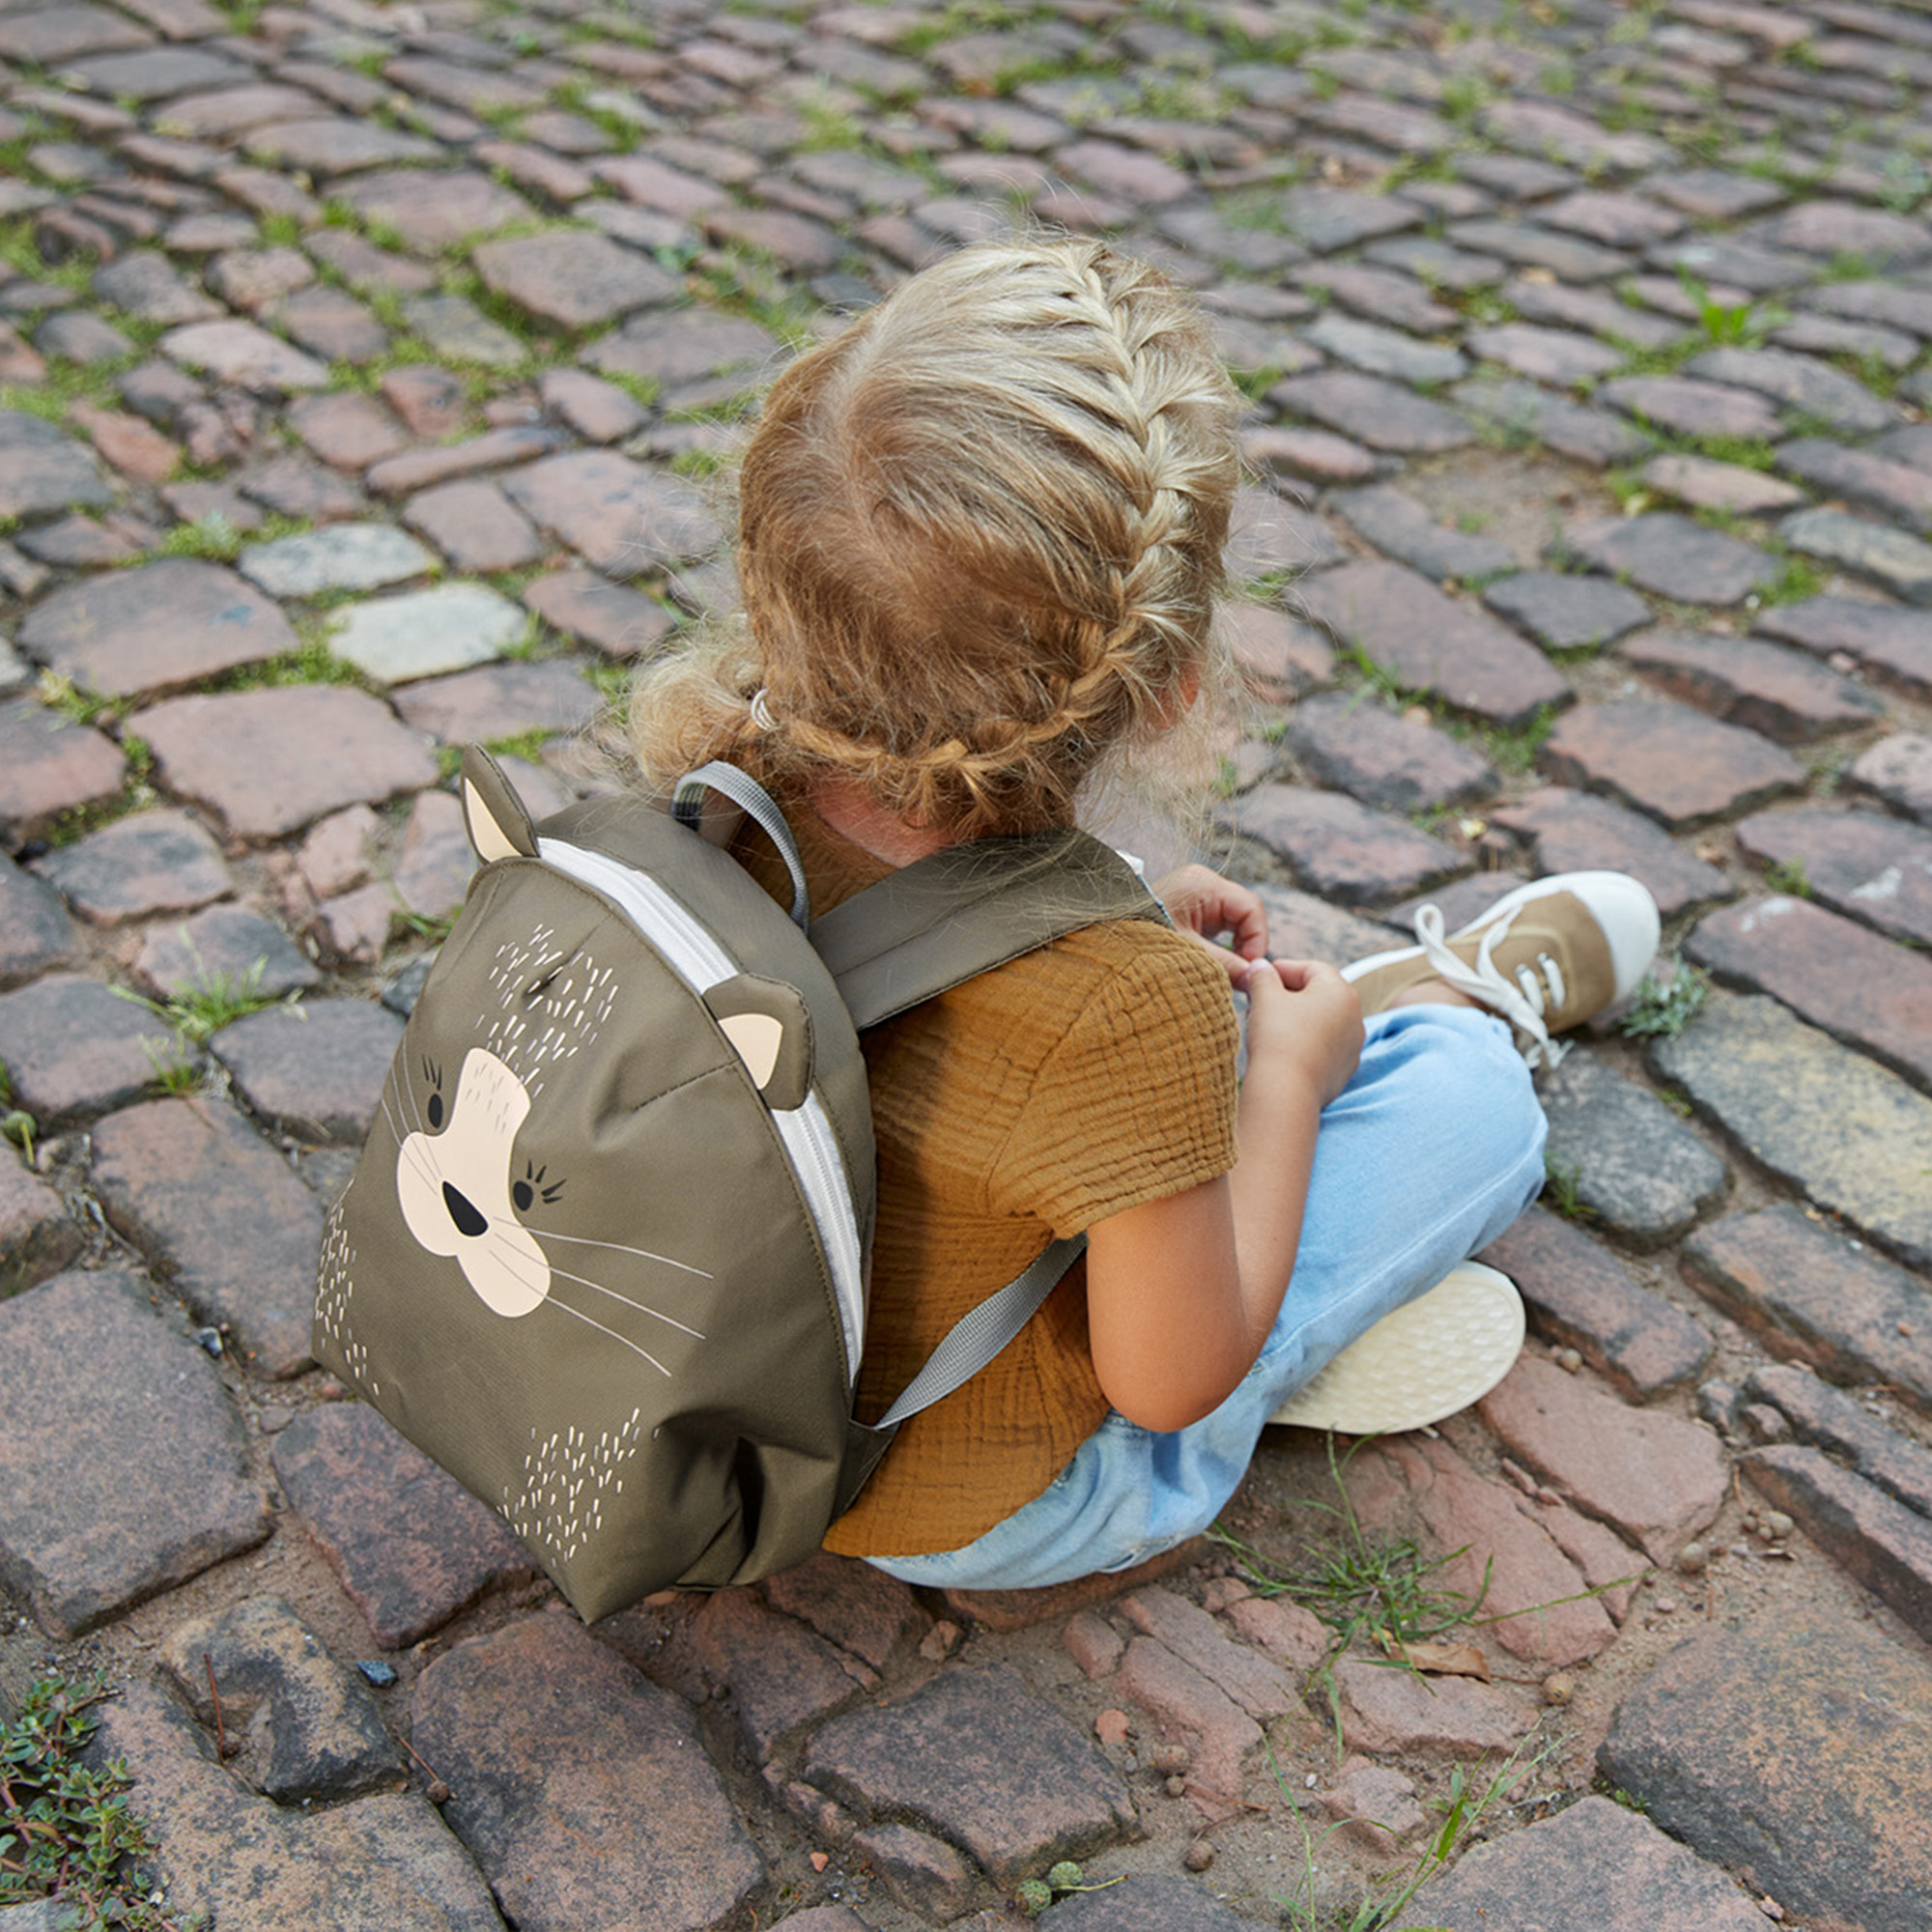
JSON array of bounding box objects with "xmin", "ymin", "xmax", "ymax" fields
[
  {"xmin": 703, "ymin": 975, "xmax": 814, "ymax": 1111},
  {"xmin": 460, "ymin": 746, "xmax": 538, "ymax": 863}
]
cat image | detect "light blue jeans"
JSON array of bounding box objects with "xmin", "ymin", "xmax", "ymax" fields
[{"xmin": 867, "ymin": 1005, "xmax": 1548, "ymax": 1590}]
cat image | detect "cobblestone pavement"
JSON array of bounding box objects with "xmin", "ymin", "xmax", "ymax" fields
[{"xmin": 3, "ymin": 0, "xmax": 1932, "ymax": 1926}]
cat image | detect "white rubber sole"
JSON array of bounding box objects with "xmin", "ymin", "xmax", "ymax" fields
[
  {"xmin": 1267, "ymin": 1262, "xmax": 1526, "ymax": 1435},
  {"xmin": 1342, "ymin": 871, "xmax": 1662, "ymax": 1006}
]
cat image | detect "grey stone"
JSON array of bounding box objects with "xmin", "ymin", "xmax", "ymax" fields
[
  {"xmin": 1484, "ymin": 573, "xmax": 1649, "ymax": 651},
  {"xmin": 160, "ymin": 318, "xmax": 331, "ymax": 393},
  {"xmin": 390, "ymin": 661, "xmax": 602, "ymax": 747},
  {"xmin": 1537, "ymin": 1048, "xmax": 1728, "ymax": 1247},
  {"xmin": 211, "ymin": 999, "xmax": 403, "ymax": 1144},
  {"xmin": 92, "ymin": 1684, "xmax": 504, "ymax": 1931},
  {"xmin": 1281, "ymin": 693, "xmax": 1497, "ymax": 813},
  {"xmin": 1653, "ymin": 991, "xmax": 1932, "ymax": 1269},
  {"xmin": 28, "ymin": 808, "xmax": 229, "ymax": 925},
  {"xmin": 1623, "ymin": 630, "xmax": 1885, "ymax": 742},
  {"xmin": 91, "ymin": 1095, "xmax": 323, "ymax": 1378},
  {"xmin": 1413, "ymin": 1795, "xmax": 1772, "ymax": 1932},
  {"xmin": 1295, "ymin": 560, "xmax": 1570, "ymax": 726},
  {"xmin": 1465, "ymin": 320, "xmax": 1625, "ymax": 387},
  {"xmin": 1773, "ymin": 438, "xmax": 1932, "ymax": 537},
  {"xmin": 804, "ymin": 1664, "xmax": 1136, "ymax": 1887},
  {"xmin": 692, "ymin": 1590, "xmax": 875, "ymax": 1762},
  {"xmin": 1683, "ymin": 1206, "xmax": 1932, "ymax": 1414},
  {"xmin": 0, "ymin": 1153, "xmax": 83, "ymax": 1298},
  {"xmin": 1251, "ymin": 883, "xmax": 1398, "ymax": 969},
  {"xmin": 133, "ymin": 903, "xmax": 322, "ymax": 1004},
  {"xmin": 1851, "ymin": 733, "xmax": 1932, "ymax": 824},
  {"xmin": 0, "ymin": 853, "xmax": 78, "ymax": 988},
  {"xmin": 1734, "ymin": 806, "xmax": 1932, "ymax": 949},
  {"xmin": 398, "ymin": 295, "xmax": 528, "ymax": 369},
  {"xmin": 500, "ymin": 451, "xmax": 723, "ymax": 577},
  {"xmin": 239, "ymin": 523, "xmax": 437, "ymax": 600},
  {"xmin": 1300, "ymin": 312, "xmax": 1467, "ymax": 386},
  {"xmin": 1781, "ymin": 507, "xmax": 1932, "ymax": 607},
  {"xmin": 0, "ymin": 974, "xmax": 198, "ymax": 1127},
  {"xmin": 1277, "ymin": 186, "xmax": 1423, "ymax": 253},
  {"xmin": 1684, "ymin": 346, "xmax": 1895, "ymax": 436},
  {"xmin": 160, "ymin": 1595, "xmax": 406, "ymax": 1803},
  {"xmin": 1755, "ymin": 594, "xmax": 1932, "ymax": 697},
  {"xmin": 1040, "ymin": 1875, "xmax": 1250, "ymax": 1929},
  {"xmin": 1599, "ymin": 1605, "xmax": 1932, "ymax": 1932},
  {"xmin": 1558, "ymin": 512, "xmax": 1778, "ymax": 606},
  {"xmin": 0, "ymin": 409, "xmax": 116, "ymax": 520},
  {"xmin": 413, "ymin": 1614, "xmax": 764, "ymax": 1932},
  {"xmin": 1448, "ymin": 376, "xmax": 1649, "ymax": 467},
  {"xmin": 1446, "ymin": 217, "xmax": 1630, "ymax": 282},
  {"xmin": 1329, "ymin": 485, "xmax": 1515, "ymax": 583},
  {"xmin": 1269, "ymin": 371, "xmax": 1473, "ymax": 453},
  {"xmin": 0, "ymin": 1271, "xmax": 270, "ymax": 1636},
  {"xmin": 327, "ymin": 583, "xmax": 528, "ymax": 685},
  {"xmin": 1221, "ymin": 784, "xmax": 1465, "ymax": 907},
  {"xmin": 1747, "ymin": 1365, "xmax": 1932, "ymax": 1521}
]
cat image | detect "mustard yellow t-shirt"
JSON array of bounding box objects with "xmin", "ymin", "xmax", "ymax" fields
[{"xmin": 739, "ymin": 809, "xmax": 1240, "ymax": 1555}]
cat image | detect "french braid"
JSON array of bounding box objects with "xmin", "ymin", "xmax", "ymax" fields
[{"xmin": 627, "ymin": 238, "xmax": 1242, "ymax": 838}]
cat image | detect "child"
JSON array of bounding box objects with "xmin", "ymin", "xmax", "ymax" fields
[{"xmin": 626, "ymin": 239, "xmax": 1658, "ymax": 1591}]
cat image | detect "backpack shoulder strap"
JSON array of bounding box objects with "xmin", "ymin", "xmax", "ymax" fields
[{"xmin": 812, "ymin": 829, "xmax": 1169, "ymax": 1033}]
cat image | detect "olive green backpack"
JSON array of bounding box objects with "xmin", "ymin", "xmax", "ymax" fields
[{"xmin": 315, "ymin": 749, "xmax": 1161, "ymax": 1620}]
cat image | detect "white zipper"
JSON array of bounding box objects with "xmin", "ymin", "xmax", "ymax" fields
[{"xmin": 537, "ymin": 837, "xmax": 867, "ymax": 1378}]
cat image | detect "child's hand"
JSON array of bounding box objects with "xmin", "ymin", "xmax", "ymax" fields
[
  {"xmin": 1242, "ymin": 956, "xmax": 1362, "ymax": 1108},
  {"xmin": 1154, "ymin": 865, "xmax": 1268, "ymax": 983}
]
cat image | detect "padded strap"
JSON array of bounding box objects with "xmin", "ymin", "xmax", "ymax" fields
[
  {"xmin": 816, "ymin": 830, "xmax": 1167, "ymax": 1033},
  {"xmin": 672, "ymin": 760, "xmax": 810, "ymax": 927},
  {"xmin": 873, "ymin": 1235, "xmax": 1086, "ymax": 1429}
]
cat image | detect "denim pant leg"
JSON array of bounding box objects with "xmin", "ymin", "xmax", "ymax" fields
[{"xmin": 867, "ymin": 1005, "xmax": 1548, "ymax": 1591}]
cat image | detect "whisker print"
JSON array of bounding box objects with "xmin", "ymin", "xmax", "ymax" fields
[
  {"xmin": 546, "ymin": 1267, "xmax": 707, "ymax": 1339},
  {"xmin": 485, "ymin": 1236, "xmax": 548, "ymax": 1293},
  {"xmin": 525, "ymin": 1227, "xmax": 714, "ymax": 1278},
  {"xmin": 546, "ymin": 1300, "xmax": 672, "ymax": 1377}
]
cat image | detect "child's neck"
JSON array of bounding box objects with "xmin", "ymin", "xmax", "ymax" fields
[{"xmin": 810, "ymin": 780, "xmax": 960, "ymax": 868}]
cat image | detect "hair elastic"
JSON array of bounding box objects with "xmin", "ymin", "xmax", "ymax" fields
[{"xmin": 748, "ymin": 688, "xmax": 777, "ymax": 731}]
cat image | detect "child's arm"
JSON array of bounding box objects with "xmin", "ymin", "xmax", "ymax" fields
[{"xmin": 1083, "ymin": 957, "xmax": 1362, "ymax": 1433}]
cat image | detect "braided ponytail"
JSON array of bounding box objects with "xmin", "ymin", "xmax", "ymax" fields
[{"xmin": 628, "ymin": 238, "xmax": 1242, "ymax": 838}]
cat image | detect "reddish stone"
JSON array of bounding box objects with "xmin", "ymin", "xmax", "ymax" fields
[
  {"xmin": 1064, "ymin": 1610, "xmax": 1125, "ymax": 1681},
  {"xmin": 27, "ymin": 806, "xmax": 229, "ymax": 924},
  {"xmin": 0, "ymin": 698, "xmax": 126, "ymax": 846},
  {"xmin": 90, "ymin": 1095, "xmax": 322, "ymax": 1376},
  {"xmin": 1482, "ymin": 1205, "xmax": 1713, "ymax": 1399},
  {"xmin": 336, "ymin": 168, "xmax": 533, "ymax": 254},
  {"xmin": 160, "ymin": 317, "xmax": 330, "ymax": 392},
  {"xmin": 132, "ymin": 902, "xmax": 319, "ymax": 1004},
  {"xmin": 289, "ymin": 391, "xmax": 409, "ymax": 470},
  {"xmin": 937, "ymin": 1541, "xmax": 1204, "ymax": 1632},
  {"xmin": 0, "ymin": 852, "xmax": 77, "ymax": 988},
  {"xmin": 1542, "ymin": 697, "xmax": 1804, "ymax": 829},
  {"xmin": 391, "ymin": 660, "xmax": 600, "ymax": 748},
  {"xmin": 1221, "ymin": 1595, "xmax": 1327, "ymax": 1672},
  {"xmin": 0, "ymin": 4, "xmax": 153, "ymax": 62},
  {"xmin": 413, "ymin": 1615, "xmax": 764, "ymax": 1932},
  {"xmin": 377, "ymin": 364, "xmax": 468, "ymax": 440},
  {"xmin": 1621, "ymin": 629, "xmax": 1883, "ymax": 741},
  {"xmin": 1683, "ymin": 1205, "xmax": 1932, "ymax": 1410},
  {"xmin": 0, "ymin": 1154, "xmax": 83, "ymax": 1295},
  {"xmin": 364, "ymin": 425, "xmax": 562, "ymax": 499},
  {"xmin": 402, "ymin": 478, "xmax": 542, "ymax": 573},
  {"xmin": 389, "ymin": 790, "xmax": 474, "ymax": 922},
  {"xmin": 1492, "ymin": 784, "xmax": 1731, "ymax": 919},
  {"xmin": 150, "ymin": 81, "xmax": 326, "ymax": 137},
  {"xmin": 244, "ymin": 118, "xmax": 441, "ymax": 176},
  {"xmin": 268, "ymin": 285, "xmax": 389, "ymax": 365},
  {"xmin": 1641, "ymin": 452, "xmax": 1804, "ymax": 516},
  {"xmin": 1283, "ymin": 694, "xmax": 1496, "ymax": 813},
  {"xmin": 537, "ymin": 368, "xmax": 648, "ymax": 444},
  {"xmin": 1599, "ymin": 374, "xmax": 1783, "ymax": 441},
  {"xmin": 1332, "ymin": 1659, "xmax": 1537, "ymax": 1757},
  {"xmin": 702, "ymin": 206, "xmax": 842, "ymax": 272},
  {"xmin": 693, "ymin": 1588, "xmax": 875, "ymax": 1760},
  {"xmin": 471, "ymin": 139, "xmax": 595, "ymax": 204},
  {"xmin": 585, "ymin": 306, "xmax": 778, "ymax": 392},
  {"xmin": 761, "ymin": 1548, "xmax": 928, "ymax": 1671},
  {"xmin": 68, "ymin": 401, "xmax": 179, "ymax": 482},
  {"xmin": 1560, "ymin": 511, "xmax": 1779, "ymax": 606},
  {"xmin": 1223, "ymin": 601, "xmax": 1333, "ymax": 699},
  {"xmin": 1223, "ymin": 783, "xmax": 1463, "ymax": 907},
  {"xmin": 1479, "ymin": 1353, "xmax": 1727, "ymax": 1563},
  {"xmin": 1851, "ymin": 732, "xmax": 1932, "ymax": 824},
  {"xmin": 207, "ymin": 244, "xmax": 314, "ymax": 310},
  {"xmin": 593, "ymin": 153, "xmax": 731, "ymax": 218},
  {"xmin": 1295, "ymin": 561, "xmax": 1569, "ymax": 726},
  {"xmin": 132, "ymin": 686, "xmax": 440, "ymax": 840},
  {"xmin": 1736, "ymin": 805, "xmax": 1932, "ymax": 948},
  {"xmin": 501, "ymin": 449, "xmax": 722, "ymax": 576},
  {"xmin": 1688, "ymin": 894, "xmax": 1932, "ymax": 1090},
  {"xmin": 273, "ymin": 1404, "xmax": 536, "ymax": 1648},
  {"xmin": 0, "ymin": 1270, "xmax": 270, "ymax": 1637},
  {"xmin": 1343, "ymin": 1435, "xmax": 1621, "ymax": 1665},
  {"xmin": 1241, "ymin": 424, "xmax": 1379, "ymax": 486},
  {"xmin": 1121, "ymin": 1588, "xmax": 1300, "ymax": 1723},
  {"xmin": 1112, "ymin": 1636, "xmax": 1260, "ymax": 1816}
]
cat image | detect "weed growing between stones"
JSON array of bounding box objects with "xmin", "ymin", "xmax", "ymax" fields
[
  {"xmin": 117, "ymin": 946, "xmax": 296, "ymax": 1043},
  {"xmin": 1014, "ymin": 1860, "xmax": 1123, "ymax": 1917},
  {"xmin": 0, "ymin": 1061, "xmax": 35, "ymax": 1164},
  {"xmin": 1618, "ymin": 959, "xmax": 1711, "ymax": 1039},
  {"xmin": 1762, "ymin": 856, "xmax": 1812, "ymax": 899},
  {"xmin": 0, "ymin": 1670, "xmax": 204, "ymax": 1930},
  {"xmin": 1542, "ymin": 1153, "xmax": 1591, "ymax": 1221}
]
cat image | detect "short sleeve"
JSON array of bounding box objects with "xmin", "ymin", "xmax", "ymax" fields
[{"xmin": 986, "ymin": 924, "xmax": 1240, "ymax": 1237}]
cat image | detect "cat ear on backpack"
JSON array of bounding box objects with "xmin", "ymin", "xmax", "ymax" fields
[
  {"xmin": 704, "ymin": 974, "xmax": 814, "ymax": 1112},
  {"xmin": 460, "ymin": 745, "xmax": 539, "ymax": 864}
]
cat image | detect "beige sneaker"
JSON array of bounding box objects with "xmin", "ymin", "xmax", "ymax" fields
[
  {"xmin": 1343, "ymin": 871, "xmax": 1660, "ymax": 1069},
  {"xmin": 1267, "ymin": 1262, "xmax": 1525, "ymax": 1435}
]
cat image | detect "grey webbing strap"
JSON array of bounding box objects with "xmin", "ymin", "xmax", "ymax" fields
[
  {"xmin": 672, "ymin": 760, "xmax": 810, "ymax": 928},
  {"xmin": 816, "ymin": 833, "xmax": 1167, "ymax": 1034},
  {"xmin": 874, "ymin": 1236, "xmax": 1086, "ymax": 1429}
]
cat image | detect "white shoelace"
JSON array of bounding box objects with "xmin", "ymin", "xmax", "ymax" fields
[{"xmin": 1412, "ymin": 903, "xmax": 1572, "ymax": 1070}]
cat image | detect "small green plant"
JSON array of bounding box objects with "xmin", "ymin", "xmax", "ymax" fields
[
  {"xmin": 1619, "ymin": 959, "xmax": 1710, "ymax": 1039},
  {"xmin": 1014, "ymin": 1861, "xmax": 1123, "ymax": 1917},
  {"xmin": 1542, "ymin": 1152, "xmax": 1590, "ymax": 1220},
  {"xmin": 0, "ymin": 1061, "xmax": 35, "ymax": 1165},
  {"xmin": 1675, "ymin": 269, "xmax": 1785, "ymax": 349},
  {"xmin": 36, "ymin": 669, "xmax": 125, "ymax": 729},
  {"xmin": 1762, "ymin": 856, "xmax": 1811, "ymax": 898},
  {"xmin": 0, "ymin": 1671, "xmax": 205, "ymax": 1928}
]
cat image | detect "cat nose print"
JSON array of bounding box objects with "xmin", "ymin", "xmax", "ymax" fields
[{"xmin": 441, "ymin": 1181, "xmax": 490, "ymax": 1239}]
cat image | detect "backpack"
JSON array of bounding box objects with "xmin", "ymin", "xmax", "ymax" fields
[{"xmin": 314, "ymin": 748, "xmax": 1163, "ymax": 1621}]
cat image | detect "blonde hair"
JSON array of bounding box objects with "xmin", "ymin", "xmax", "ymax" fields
[{"xmin": 628, "ymin": 238, "xmax": 1243, "ymax": 839}]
